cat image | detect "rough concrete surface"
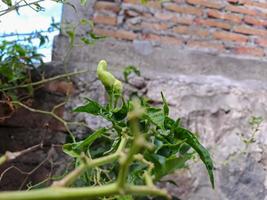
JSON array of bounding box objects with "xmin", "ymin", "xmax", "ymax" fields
[
  {"xmin": 61, "ymin": 63, "xmax": 267, "ymax": 199},
  {"xmin": 50, "ymin": 33, "xmax": 267, "ymax": 199},
  {"xmin": 53, "ymin": 37, "xmax": 267, "ymax": 82}
]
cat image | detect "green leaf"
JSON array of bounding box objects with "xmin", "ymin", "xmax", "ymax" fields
[
  {"xmin": 158, "ymin": 154, "xmax": 192, "ymax": 179},
  {"xmin": 3, "ymin": 0, "xmax": 12, "ymax": 6},
  {"xmin": 145, "ymin": 107, "xmax": 165, "ymax": 129},
  {"xmin": 62, "ymin": 143, "xmax": 81, "ymax": 158},
  {"xmin": 73, "ymin": 98, "xmax": 105, "ymax": 115},
  {"xmin": 146, "ymin": 153, "xmax": 191, "ymax": 180},
  {"xmin": 38, "ymin": 35, "xmax": 47, "ymax": 47},
  {"xmin": 89, "ymin": 32, "xmax": 106, "ymax": 40},
  {"xmin": 80, "ymin": 0, "xmax": 87, "ymax": 6},
  {"xmin": 117, "ymin": 195, "xmax": 134, "ymax": 200},
  {"xmin": 112, "ymin": 98, "xmax": 128, "ymax": 121},
  {"xmin": 76, "ymin": 128, "xmax": 107, "ymax": 151},
  {"xmin": 67, "ymin": 30, "xmax": 75, "ymax": 46},
  {"xmin": 175, "ymin": 127, "xmax": 215, "ymax": 188},
  {"xmin": 161, "ymin": 92, "xmax": 169, "ymax": 116},
  {"xmin": 123, "ymin": 65, "xmax": 140, "ymax": 82},
  {"xmin": 80, "ymin": 36, "xmax": 94, "ymax": 45},
  {"xmin": 155, "ymin": 139, "xmax": 186, "ymax": 157},
  {"xmin": 140, "ymin": 0, "xmax": 148, "ymax": 4},
  {"xmin": 63, "ymin": 128, "xmax": 107, "ymax": 157}
]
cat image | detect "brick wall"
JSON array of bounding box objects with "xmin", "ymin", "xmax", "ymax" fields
[{"xmin": 92, "ymin": 0, "xmax": 267, "ymax": 59}]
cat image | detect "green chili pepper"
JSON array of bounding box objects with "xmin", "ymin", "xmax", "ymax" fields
[{"xmin": 97, "ymin": 60, "xmax": 122, "ymax": 99}]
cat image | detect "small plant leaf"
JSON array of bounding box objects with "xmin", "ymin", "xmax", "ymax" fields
[
  {"xmin": 175, "ymin": 127, "xmax": 215, "ymax": 188},
  {"xmin": 112, "ymin": 98, "xmax": 128, "ymax": 121},
  {"xmin": 63, "ymin": 128, "xmax": 107, "ymax": 157},
  {"xmin": 161, "ymin": 92, "xmax": 169, "ymax": 116},
  {"xmin": 123, "ymin": 65, "xmax": 140, "ymax": 82},
  {"xmin": 73, "ymin": 98, "xmax": 105, "ymax": 115},
  {"xmin": 145, "ymin": 107, "xmax": 165, "ymax": 129}
]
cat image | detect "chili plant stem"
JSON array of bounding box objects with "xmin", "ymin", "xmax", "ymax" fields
[
  {"xmin": 0, "ymin": 183, "xmax": 118, "ymax": 200},
  {"xmin": 52, "ymin": 136, "xmax": 128, "ymax": 187},
  {"xmin": 1, "ymin": 70, "xmax": 88, "ymax": 91},
  {"xmin": 0, "ymin": 182, "xmax": 170, "ymax": 200}
]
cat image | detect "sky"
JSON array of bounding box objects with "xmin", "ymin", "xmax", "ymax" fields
[{"xmin": 0, "ymin": 1, "xmax": 62, "ymax": 62}]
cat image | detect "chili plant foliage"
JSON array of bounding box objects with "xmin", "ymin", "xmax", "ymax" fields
[
  {"xmin": 64, "ymin": 61, "xmax": 214, "ymax": 195},
  {"xmin": 0, "ymin": 60, "xmax": 214, "ymax": 200},
  {"xmin": 0, "ymin": 40, "xmax": 44, "ymax": 91}
]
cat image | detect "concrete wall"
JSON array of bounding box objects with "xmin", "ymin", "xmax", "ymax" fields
[{"xmin": 51, "ymin": 1, "xmax": 267, "ymax": 200}]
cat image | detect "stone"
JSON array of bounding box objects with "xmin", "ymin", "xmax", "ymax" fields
[
  {"xmin": 127, "ymin": 73, "xmax": 147, "ymax": 89},
  {"xmin": 133, "ymin": 40, "xmax": 154, "ymax": 55}
]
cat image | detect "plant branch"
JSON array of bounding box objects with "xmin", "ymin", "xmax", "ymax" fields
[
  {"xmin": 52, "ymin": 163, "xmax": 86, "ymax": 187},
  {"xmin": 0, "ymin": 144, "xmax": 41, "ymax": 166},
  {"xmin": 126, "ymin": 185, "xmax": 170, "ymax": 199},
  {"xmin": 0, "ymin": 0, "xmax": 44, "ymax": 17},
  {"xmin": 117, "ymin": 100, "xmax": 145, "ymax": 190},
  {"xmin": 52, "ymin": 135, "xmax": 128, "ymax": 187},
  {"xmin": 0, "ymin": 183, "xmax": 119, "ymax": 200},
  {"xmin": 1, "ymin": 70, "xmax": 88, "ymax": 92},
  {"xmin": 10, "ymin": 101, "xmax": 76, "ymax": 142},
  {"xmin": 0, "ymin": 182, "xmax": 171, "ymax": 200}
]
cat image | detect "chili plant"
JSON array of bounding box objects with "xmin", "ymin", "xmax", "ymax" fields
[{"xmin": 0, "ymin": 60, "xmax": 214, "ymax": 200}]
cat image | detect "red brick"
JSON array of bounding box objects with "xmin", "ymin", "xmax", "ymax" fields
[
  {"xmin": 187, "ymin": 40, "xmax": 224, "ymax": 51},
  {"xmin": 226, "ymin": 5, "xmax": 257, "ymax": 16},
  {"xmin": 207, "ymin": 9, "xmax": 242, "ymax": 23},
  {"xmin": 172, "ymin": 26, "xmax": 189, "ymax": 34},
  {"xmin": 93, "ymin": 14, "xmax": 117, "ymax": 26},
  {"xmin": 163, "ymin": 3, "xmax": 202, "ymax": 16},
  {"xmin": 142, "ymin": 33, "xmax": 160, "ymax": 41},
  {"xmin": 194, "ymin": 28, "xmax": 210, "ymax": 37},
  {"xmin": 94, "ymin": 1, "xmax": 120, "ymax": 13},
  {"xmin": 115, "ymin": 30, "xmax": 137, "ymax": 40},
  {"xmin": 234, "ymin": 46, "xmax": 265, "ymax": 57},
  {"xmin": 244, "ymin": 1, "xmax": 267, "ymax": 9},
  {"xmin": 174, "ymin": 16, "xmax": 194, "ymax": 25},
  {"xmin": 155, "ymin": 12, "xmax": 176, "ymax": 21},
  {"xmin": 213, "ymin": 31, "xmax": 248, "ymax": 43},
  {"xmin": 141, "ymin": 22, "xmax": 169, "ymax": 31},
  {"xmin": 94, "ymin": 28, "xmax": 137, "ymax": 41},
  {"xmin": 155, "ymin": 12, "xmax": 194, "ymax": 25},
  {"xmin": 160, "ymin": 36, "xmax": 183, "ymax": 45},
  {"xmin": 123, "ymin": 0, "xmax": 139, "ymax": 4},
  {"xmin": 93, "ymin": 27, "xmax": 116, "ymax": 37},
  {"xmin": 244, "ymin": 16, "xmax": 267, "ymax": 27},
  {"xmin": 256, "ymin": 12, "xmax": 267, "ymax": 19},
  {"xmin": 233, "ymin": 25, "xmax": 267, "ymax": 36},
  {"xmin": 142, "ymin": 34, "xmax": 184, "ymax": 45},
  {"xmin": 255, "ymin": 38, "xmax": 267, "ymax": 48},
  {"xmin": 174, "ymin": 26, "xmax": 209, "ymax": 37},
  {"xmin": 147, "ymin": 1, "xmax": 162, "ymax": 9},
  {"xmin": 195, "ymin": 18, "xmax": 232, "ymax": 30},
  {"xmin": 186, "ymin": 0, "xmax": 224, "ymax": 9}
]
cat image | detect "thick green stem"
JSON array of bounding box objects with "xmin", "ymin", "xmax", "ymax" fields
[
  {"xmin": 126, "ymin": 185, "xmax": 170, "ymax": 199},
  {"xmin": 0, "ymin": 183, "xmax": 171, "ymax": 200},
  {"xmin": 52, "ymin": 136, "xmax": 127, "ymax": 187},
  {"xmin": 52, "ymin": 164, "xmax": 86, "ymax": 187},
  {"xmin": 0, "ymin": 183, "xmax": 118, "ymax": 200},
  {"xmin": 117, "ymin": 101, "xmax": 145, "ymax": 190}
]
